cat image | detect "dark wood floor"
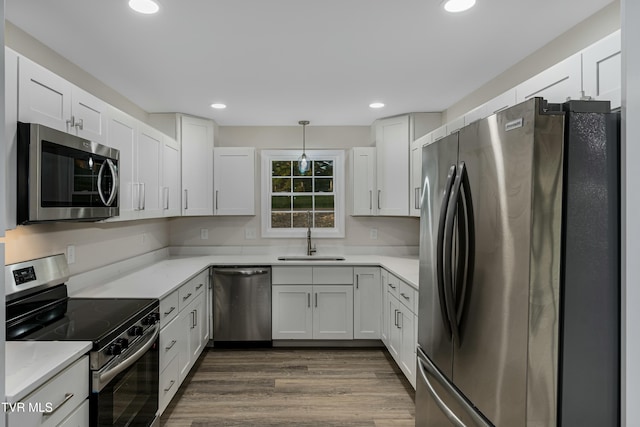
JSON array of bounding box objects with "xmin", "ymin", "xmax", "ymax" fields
[{"xmin": 160, "ymin": 347, "xmax": 416, "ymax": 427}]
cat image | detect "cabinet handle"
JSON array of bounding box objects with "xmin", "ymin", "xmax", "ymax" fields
[
  {"xmin": 356, "ymin": 275, "xmax": 359, "ymax": 289},
  {"xmin": 66, "ymin": 115, "xmax": 75, "ymax": 129},
  {"xmin": 141, "ymin": 183, "xmax": 146, "ymax": 210},
  {"xmin": 415, "ymin": 187, "xmax": 420, "ymax": 210},
  {"xmin": 215, "ymin": 190, "xmax": 219, "ymax": 210},
  {"xmin": 191, "ymin": 310, "xmax": 196, "ymax": 329},
  {"xmin": 315, "ymin": 293, "xmax": 318, "ymax": 308},
  {"xmin": 164, "ymin": 306, "xmax": 176, "ymax": 316},
  {"xmin": 183, "ymin": 292, "xmax": 192, "ymax": 301},
  {"xmin": 164, "ymin": 187, "xmax": 170, "ymax": 210},
  {"xmin": 165, "ymin": 339, "xmax": 177, "ymax": 351},
  {"xmin": 395, "ymin": 310, "xmax": 401, "ymax": 329},
  {"xmin": 401, "ymin": 292, "xmax": 410, "ymax": 300},
  {"xmin": 308, "ymin": 293, "xmax": 311, "ymax": 308},
  {"xmin": 378, "ymin": 190, "xmax": 381, "ymax": 209},
  {"xmin": 164, "ymin": 380, "xmax": 176, "ymax": 393},
  {"xmin": 388, "ymin": 283, "xmax": 396, "ymax": 290},
  {"xmin": 42, "ymin": 393, "xmax": 74, "ymax": 417},
  {"xmin": 393, "ymin": 309, "xmax": 398, "ymax": 327},
  {"xmin": 184, "ymin": 189, "xmax": 188, "ymax": 210},
  {"xmin": 75, "ymin": 118, "xmax": 84, "ymax": 131},
  {"xmin": 369, "ymin": 190, "xmax": 372, "ymax": 210},
  {"xmin": 194, "ymin": 309, "xmax": 198, "ymax": 327},
  {"xmin": 196, "ymin": 283, "xmax": 204, "ymax": 290}
]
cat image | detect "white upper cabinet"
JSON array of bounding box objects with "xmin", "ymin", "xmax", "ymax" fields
[
  {"xmin": 375, "ymin": 115, "xmax": 410, "ymax": 216},
  {"xmin": 180, "ymin": 115, "xmax": 214, "ymax": 216},
  {"xmin": 582, "ymin": 30, "xmax": 621, "ymax": 109},
  {"xmin": 213, "ymin": 147, "xmax": 255, "ymax": 215},
  {"xmin": 516, "ymin": 54, "xmax": 582, "ymax": 104},
  {"xmin": 106, "ymin": 107, "xmax": 137, "ymax": 221},
  {"xmin": 18, "ymin": 56, "xmax": 107, "ymax": 143},
  {"xmin": 351, "ymin": 147, "xmax": 377, "ymax": 216},
  {"xmin": 136, "ymin": 124, "xmax": 163, "ymax": 219},
  {"xmin": 162, "ymin": 136, "xmax": 181, "ymax": 217},
  {"xmin": 410, "ymin": 134, "xmax": 431, "ymax": 217}
]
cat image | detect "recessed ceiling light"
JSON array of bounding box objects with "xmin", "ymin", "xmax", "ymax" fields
[
  {"xmin": 443, "ymin": 0, "xmax": 476, "ymax": 13},
  {"xmin": 369, "ymin": 102, "xmax": 385, "ymax": 109},
  {"xmin": 211, "ymin": 103, "xmax": 227, "ymax": 109},
  {"xmin": 128, "ymin": 0, "xmax": 160, "ymax": 14}
]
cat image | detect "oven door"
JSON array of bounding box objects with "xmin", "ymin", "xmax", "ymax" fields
[{"xmin": 91, "ymin": 326, "xmax": 159, "ymax": 427}]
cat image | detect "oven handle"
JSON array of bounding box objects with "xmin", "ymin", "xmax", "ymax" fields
[{"xmin": 93, "ymin": 324, "xmax": 159, "ymax": 392}]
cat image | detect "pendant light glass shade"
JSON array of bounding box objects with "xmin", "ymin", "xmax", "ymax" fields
[{"xmin": 298, "ymin": 121, "xmax": 310, "ymax": 174}]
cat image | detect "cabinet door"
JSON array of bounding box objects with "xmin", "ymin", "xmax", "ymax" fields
[
  {"xmin": 105, "ymin": 107, "xmax": 137, "ymax": 221},
  {"xmin": 409, "ymin": 139, "xmax": 423, "ymax": 217},
  {"xmin": 213, "ymin": 147, "xmax": 255, "ymax": 215},
  {"xmin": 5, "ymin": 48, "xmax": 19, "ymax": 231},
  {"xmin": 354, "ymin": 267, "xmax": 382, "ymax": 339},
  {"xmin": 381, "ymin": 270, "xmax": 390, "ymax": 346},
  {"xmin": 159, "ymin": 315, "xmax": 181, "ymax": 372},
  {"xmin": 388, "ymin": 295, "xmax": 402, "ymax": 361},
  {"xmin": 162, "ymin": 136, "xmax": 181, "ymax": 217},
  {"xmin": 582, "ymin": 30, "xmax": 621, "ymax": 109},
  {"xmin": 71, "ymin": 86, "xmax": 107, "ymax": 144},
  {"xmin": 399, "ymin": 305, "xmax": 417, "ymax": 388},
  {"xmin": 375, "ymin": 116, "xmax": 409, "ymax": 216},
  {"xmin": 516, "ymin": 54, "xmax": 582, "ymax": 104},
  {"xmin": 181, "ymin": 115, "xmax": 214, "ymax": 216},
  {"xmin": 312, "ymin": 285, "xmax": 354, "ymax": 340},
  {"xmin": 190, "ymin": 292, "xmax": 206, "ymax": 362},
  {"xmin": 18, "ymin": 56, "xmax": 72, "ymax": 133},
  {"xmin": 351, "ymin": 147, "xmax": 377, "ymax": 215},
  {"xmin": 272, "ymin": 285, "xmax": 313, "ymax": 339},
  {"xmin": 136, "ymin": 124, "xmax": 163, "ymax": 218}
]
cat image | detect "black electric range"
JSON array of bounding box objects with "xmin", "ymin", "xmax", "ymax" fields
[{"xmin": 5, "ymin": 254, "xmax": 160, "ymax": 426}]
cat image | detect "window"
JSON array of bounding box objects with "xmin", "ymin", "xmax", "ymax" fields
[{"xmin": 261, "ymin": 150, "xmax": 345, "ymax": 238}]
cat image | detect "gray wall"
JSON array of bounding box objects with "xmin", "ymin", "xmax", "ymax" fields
[
  {"xmin": 443, "ymin": 1, "xmax": 620, "ymax": 122},
  {"xmin": 167, "ymin": 125, "xmax": 421, "ymax": 249}
]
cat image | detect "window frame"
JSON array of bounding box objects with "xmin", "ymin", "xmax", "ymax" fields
[{"xmin": 261, "ymin": 149, "xmax": 345, "ymax": 238}]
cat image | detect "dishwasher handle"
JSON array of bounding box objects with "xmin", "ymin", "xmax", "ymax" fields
[{"xmin": 214, "ymin": 268, "xmax": 270, "ymax": 276}]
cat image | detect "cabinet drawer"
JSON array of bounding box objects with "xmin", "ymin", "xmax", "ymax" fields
[
  {"xmin": 272, "ymin": 266, "xmax": 313, "ymax": 284},
  {"xmin": 160, "ymin": 290, "xmax": 179, "ymax": 327},
  {"xmin": 398, "ymin": 281, "xmax": 416, "ymax": 314},
  {"xmin": 192, "ymin": 269, "xmax": 208, "ymax": 297},
  {"xmin": 57, "ymin": 399, "xmax": 89, "ymax": 427},
  {"xmin": 159, "ymin": 356, "xmax": 180, "ymax": 414},
  {"xmin": 8, "ymin": 356, "xmax": 89, "ymax": 427},
  {"xmin": 160, "ymin": 315, "xmax": 181, "ymax": 370},
  {"xmin": 312, "ymin": 267, "xmax": 354, "ymax": 284},
  {"xmin": 385, "ymin": 273, "xmax": 400, "ymax": 298}
]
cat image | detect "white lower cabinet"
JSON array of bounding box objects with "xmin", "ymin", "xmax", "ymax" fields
[
  {"xmin": 272, "ymin": 285, "xmax": 314, "ymax": 339},
  {"xmin": 56, "ymin": 400, "xmax": 89, "ymax": 427},
  {"xmin": 313, "ymin": 285, "xmax": 354, "ymax": 340},
  {"xmin": 353, "ymin": 267, "xmax": 382, "ymax": 339},
  {"xmin": 7, "ymin": 356, "xmax": 89, "ymax": 427},
  {"xmin": 158, "ymin": 268, "xmax": 210, "ymax": 415}
]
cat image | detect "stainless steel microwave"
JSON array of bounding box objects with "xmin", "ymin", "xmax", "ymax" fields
[{"xmin": 17, "ymin": 122, "xmax": 120, "ymax": 223}]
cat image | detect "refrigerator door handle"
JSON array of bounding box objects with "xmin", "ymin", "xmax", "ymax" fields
[
  {"xmin": 455, "ymin": 162, "xmax": 475, "ymax": 325},
  {"xmin": 417, "ymin": 347, "xmax": 493, "ymax": 427},
  {"xmin": 437, "ymin": 164, "xmax": 457, "ymax": 338},
  {"xmin": 444, "ymin": 163, "xmax": 464, "ymax": 346}
]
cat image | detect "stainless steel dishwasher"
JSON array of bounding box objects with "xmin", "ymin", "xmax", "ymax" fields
[{"xmin": 212, "ymin": 267, "xmax": 272, "ymax": 344}]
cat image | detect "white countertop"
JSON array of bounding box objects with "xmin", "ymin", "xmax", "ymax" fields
[
  {"xmin": 5, "ymin": 341, "xmax": 93, "ymax": 403},
  {"xmin": 73, "ymin": 254, "xmax": 419, "ymax": 300}
]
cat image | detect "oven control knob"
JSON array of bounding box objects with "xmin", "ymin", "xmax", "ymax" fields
[
  {"xmin": 116, "ymin": 338, "xmax": 129, "ymax": 350},
  {"xmin": 107, "ymin": 343, "xmax": 122, "ymax": 356},
  {"xmin": 142, "ymin": 313, "xmax": 159, "ymax": 325},
  {"xmin": 128, "ymin": 326, "xmax": 143, "ymax": 336}
]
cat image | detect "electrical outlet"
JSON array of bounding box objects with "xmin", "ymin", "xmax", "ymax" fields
[
  {"xmin": 200, "ymin": 228, "xmax": 209, "ymax": 240},
  {"xmin": 245, "ymin": 227, "xmax": 257, "ymax": 240},
  {"xmin": 370, "ymin": 228, "xmax": 378, "ymax": 240},
  {"xmin": 66, "ymin": 245, "xmax": 76, "ymax": 264}
]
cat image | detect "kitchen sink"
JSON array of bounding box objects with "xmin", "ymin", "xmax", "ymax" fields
[{"xmin": 277, "ymin": 256, "xmax": 346, "ymax": 261}]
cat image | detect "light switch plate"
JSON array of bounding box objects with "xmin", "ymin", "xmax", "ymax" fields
[
  {"xmin": 370, "ymin": 228, "xmax": 378, "ymax": 240},
  {"xmin": 200, "ymin": 228, "xmax": 209, "ymax": 240},
  {"xmin": 245, "ymin": 227, "xmax": 257, "ymax": 240},
  {"xmin": 66, "ymin": 245, "xmax": 76, "ymax": 264}
]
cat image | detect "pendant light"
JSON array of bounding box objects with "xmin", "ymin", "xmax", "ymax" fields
[{"xmin": 297, "ymin": 120, "xmax": 310, "ymax": 174}]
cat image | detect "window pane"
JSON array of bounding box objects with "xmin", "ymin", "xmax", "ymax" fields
[
  {"xmin": 315, "ymin": 212, "xmax": 334, "ymax": 228},
  {"xmin": 293, "ymin": 178, "xmax": 312, "ymax": 192},
  {"xmin": 315, "ymin": 178, "xmax": 333, "ymax": 192},
  {"xmin": 294, "ymin": 161, "xmax": 312, "ymax": 176},
  {"xmin": 314, "ymin": 160, "xmax": 333, "ymax": 176},
  {"xmin": 293, "ymin": 195, "xmax": 312, "ymax": 210},
  {"xmin": 272, "ymin": 178, "xmax": 291, "ymax": 193},
  {"xmin": 272, "ymin": 161, "xmax": 292, "ymax": 176},
  {"xmin": 315, "ymin": 195, "xmax": 334, "ymax": 210},
  {"xmin": 293, "ymin": 212, "xmax": 311, "ymax": 228},
  {"xmin": 271, "ymin": 212, "xmax": 291, "ymax": 228},
  {"xmin": 272, "ymin": 196, "xmax": 291, "ymax": 211}
]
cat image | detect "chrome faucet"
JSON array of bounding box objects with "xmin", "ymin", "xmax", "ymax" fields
[{"xmin": 306, "ymin": 211, "xmax": 317, "ymax": 256}]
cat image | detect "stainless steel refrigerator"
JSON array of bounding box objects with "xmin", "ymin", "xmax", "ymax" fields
[{"xmin": 416, "ymin": 98, "xmax": 620, "ymax": 426}]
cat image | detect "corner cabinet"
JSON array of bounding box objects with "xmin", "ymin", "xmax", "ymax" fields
[
  {"xmin": 213, "ymin": 147, "xmax": 255, "ymax": 215},
  {"xmin": 272, "ymin": 266, "xmax": 354, "ymax": 340}
]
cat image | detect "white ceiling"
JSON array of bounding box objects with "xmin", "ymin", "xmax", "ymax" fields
[{"xmin": 6, "ymin": 0, "xmax": 614, "ymax": 126}]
